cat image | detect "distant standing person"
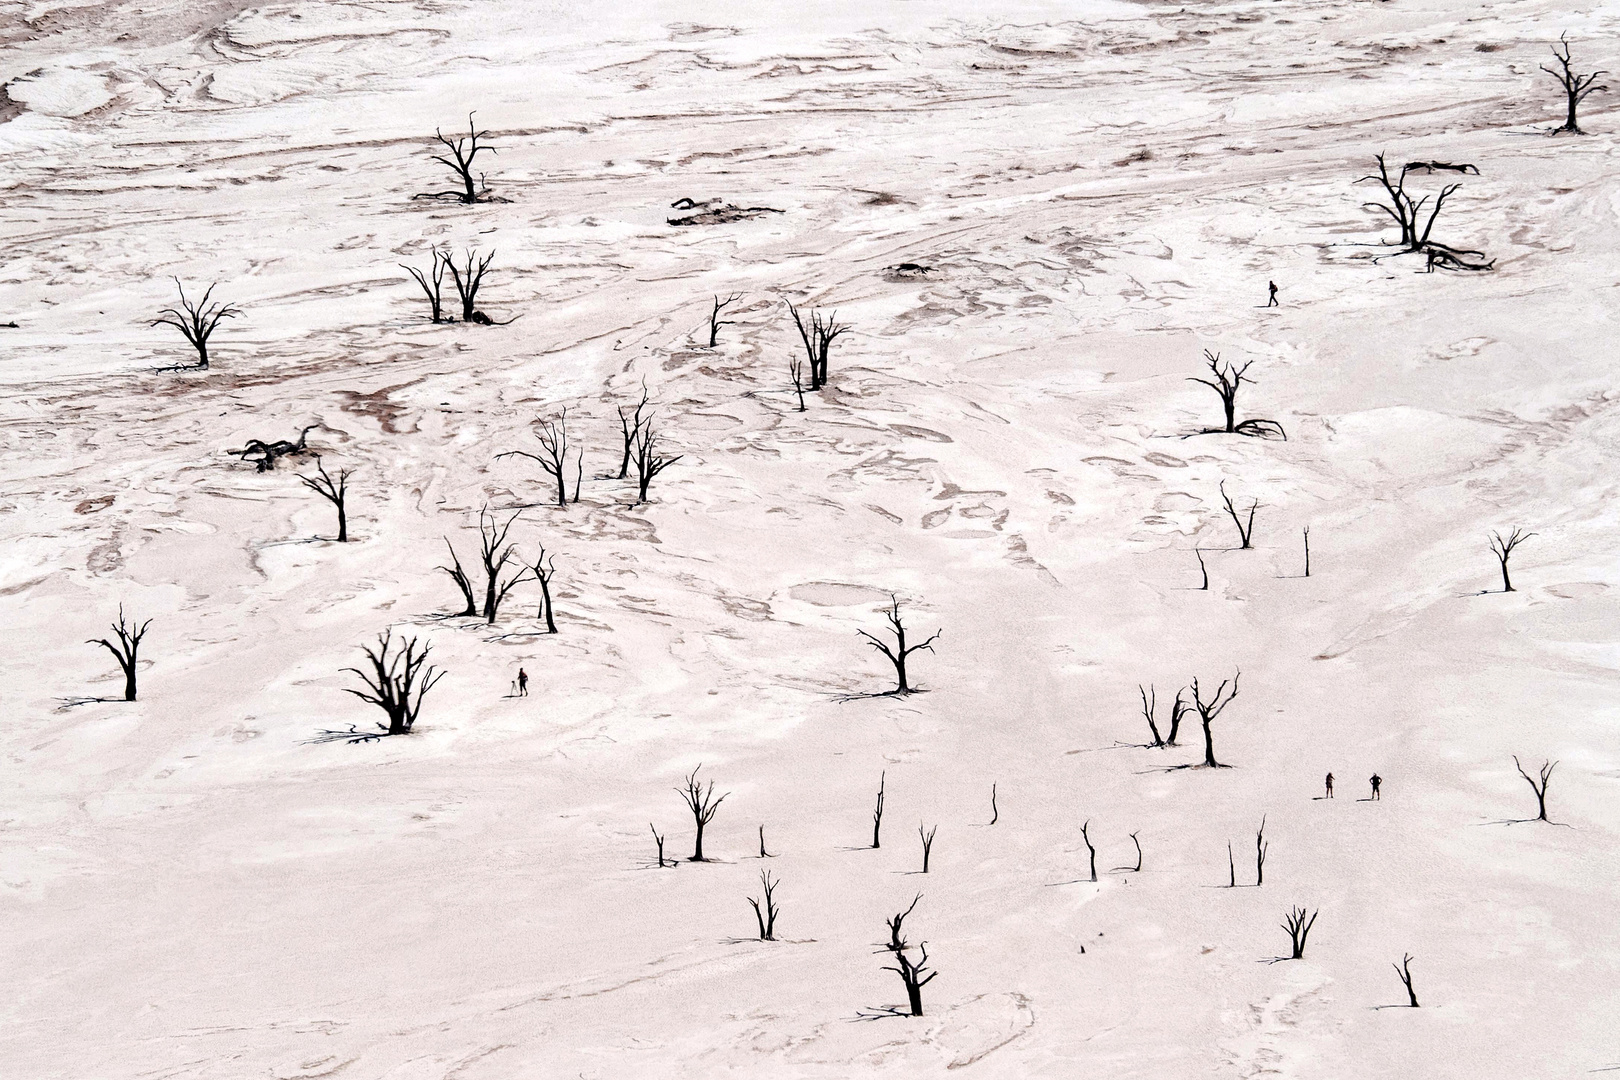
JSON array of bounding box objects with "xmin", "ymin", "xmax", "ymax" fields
[
  {"xmin": 1325, "ymin": 773, "xmax": 1334, "ymax": 799},
  {"xmin": 1266, "ymin": 280, "xmax": 1279, "ymax": 307},
  {"xmin": 517, "ymin": 667, "xmax": 529, "ymax": 697},
  {"xmin": 1369, "ymin": 773, "xmax": 1382, "ymax": 800}
]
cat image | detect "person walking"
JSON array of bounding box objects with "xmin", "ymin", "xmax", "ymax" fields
[
  {"xmin": 1370, "ymin": 773, "xmax": 1382, "ymax": 800},
  {"xmin": 1325, "ymin": 772, "xmax": 1334, "ymax": 799},
  {"xmin": 1266, "ymin": 280, "xmax": 1279, "ymax": 307},
  {"xmin": 517, "ymin": 667, "xmax": 529, "ymax": 697}
]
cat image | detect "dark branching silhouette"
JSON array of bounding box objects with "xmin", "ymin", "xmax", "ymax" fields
[
  {"xmin": 1219, "ymin": 481, "xmax": 1257, "ymax": 549},
  {"xmin": 747, "ymin": 870, "xmax": 780, "ymax": 940},
  {"xmin": 1281, "ymin": 906, "xmax": 1318, "ymax": 960},
  {"xmin": 521, "ymin": 546, "xmax": 560, "ymax": 634},
  {"xmin": 1187, "ymin": 351, "xmax": 1286, "ymax": 439},
  {"xmin": 229, "ymin": 425, "xmax": 314, "ymax": 472},
  {"xmin": 1303, "ymin": 525, "xmax": 1311, "ymax": 577},
  {"xmin": 1080, "ymin": 820, "xmax": 1097, "ymax": 883},
  {"xmin": 1140, "ymin": 684, "xmax": 1165, "ymax": 748},
  {"xmin": 1195, "ymin": 548, "xmax": 1209, "ymax": 590},
  {"xmin": 414, "ymin": 113, "xmax": 500, "ymax": 203},
  {"xmin": 989, "ymin": 782, "xmax": 998, "ymax": 825},
  {"xmin": 402, "ymin": 250, "xmax": 450, "ymax": 323},
  {"xmin": 788, "ymin": 356, "xmax": 807, "ymax": 412},
  {"xmin": 298, "ymin": 457, "xmax": 351, "ymax": 542},
  {"xmin": 651, "ymin": 823, "xmax": 670, "ymax": 868},
  {"xmin": 677, "ymin": 765, "xmax": 729, "ymax": 862},
  {"xmin": 880, "ymin": 895, "xmax": 938, "ymax": 1017},
  {"xmin": 1394, "ymin": 953, "xmax": 1419, "ymax": 1007},
  {"xmin": 1542, "ymin": 33, "xmax": 1607, "ymax": 134},
  {"xmin": 918, "ymin": 823, "xmax": 937, "ymax": 873},
  {"xmin": 152, "ymin": 278, "xmax": 239, "ymax": 371},
  {"xmin": 499, "ymin": 408, "xmax": 576, "ymax": 507},
  {"xmin": 707, "ymin": 293, "xmax": 742, "ymax": 347},
  {"xmin": 631, "ymin": 423, "xmax": 681, "ymax": 505},
  {"xmin": 1255, "ymin": 815, "xmax": 1269, "ymax": 886},
  {"xmin": 1141, "ymin": 685, "xmax": 1191, "ymax": 748},
  {"xmin": 872, "ymin": 771, "xmax": 886, "ymax": 849},
  {"xmin": 1513, "ymin": 756, "xmax": 1558, "ymax": 822},
  {"xmin": 786, "ymin": 301, "xmax": 849, "ymax": 390},
  {"xmin": 1124, "ymin": 831, "xmax": 1143, "ymax": 873},
  {"xmin": 1489, "ymin": 528, "xmax": 1534, "ymax": 593},
  {"xmin": 858, "ymin": 595, "xmax": 941, "ymax": 696},
  {"xmin": 440, "ymin": 507, "xmax": 528, "ymax": 623},
  {"xmin": 616, "ymin": 384, "xmax": 650, "ymax": 480},
  {"xmin": 89, "ymin": 607, "xmax": 151, "ymax": 702},
  {"xmin": 1190, "ymin": 670, "xmax": 1240, "ymax": 767},
  {"xmin": 1357, "ymin": 153, "xmax": 1493, "ymax": 271},
  {"xmin": 446, "ymin": 249, "xmax": 502, "ymax": 324},
  {"xmin": 338, "ymin": 629, "xmax": 445, "ymax": 739}
]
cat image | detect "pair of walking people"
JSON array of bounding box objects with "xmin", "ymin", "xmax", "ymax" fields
[{"xmin": 1324, "ymin": 773, "xmax": 1381, "ymax": 799}]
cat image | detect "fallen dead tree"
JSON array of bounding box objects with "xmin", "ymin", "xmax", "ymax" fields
[
  {"xmin": 668, "ymin": 197, "xmax": 784, "ymax": 226},
  {"xmin": 229, "ymin": 426, "xmax": 315, "ymax": 472},
  {"xmin": 1356, "ymin": 154, "xmax": 1494, "ymax": 271}
]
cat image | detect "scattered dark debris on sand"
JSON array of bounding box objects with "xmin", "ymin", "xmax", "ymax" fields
[
  {"xmin": 667, "ymin": 197, "xmax": 785, "ymax": 226},
  {"xmin": 229, "ymin": 426, "xmax": 316, "ymax": 472},
  {"xmin": 884, "ymin": 263, "xmax": 937, "ymax": 280},
  {"xmin": 1, "ymin": 321, "xmax": 16, "ymax": 328},
  {"xmin": 1114, "ymin": 147, "xmax": 1154, "ymax": 166}
]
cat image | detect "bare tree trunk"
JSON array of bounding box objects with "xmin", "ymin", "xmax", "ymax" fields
[
  {"xmin": 1394, "ymin": 954, "xmax": 1419, "ymax": 1007},
  {"xmin": 1081, "ymin": 820, "xmax": 1097, "ymax": 882},
  {"xmin": 872, "ymin": 772, "xmax": 885, "ymax": 848},
  {"xmin": 88, "ymin": 607, "xmax": 152, "ymax": 702}
]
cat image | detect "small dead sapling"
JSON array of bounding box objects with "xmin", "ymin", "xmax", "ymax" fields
[
  {"xmin": 1080, "ymin": 820, "xmax": 1097, "ymax": 883},
  {"xmin": 89, "ymin": 606, "xmax": 151, "ymax": 702},
  {"xmin": 707, "ymin": 293, "xmax": 742, "ymax": 347},
  {"xmin": 521, "ymin": 546, "xmax": 560, "ymax": 633},
  {"xmin": 297, "ymin": 457, "xmax": 351, "ymax": 542},
  {"xmin": 1282, "ymin": 906, "xmax": 1319, "ymax": 960},
  {"xmin": 1255, "ymin": 815, "xmax": 1269, "ymax": 886},
  {"xmin": 616, "ymin": 384, "xmax": 650, "ymax": 480},
  {"xmin": 1394, "ymin": 953, "xmax": 1420, "ymax": 1007},
  {"xmin": 918, "ymin": 823, "xmax": 936, "ymax": 873},
  {"xmin": 402, "ymin": 250, "xmax": 450, "ymax": 323},
  {"xmin": 1513, "ymin": 756, "xmax": 1558, "ymax": 822},
  {"xmin": 786, "ymin": 301, "xmax": 849, "ymax": 390},
  {"xmin": 651, "ymin": 824, "xmax": 670, "ymax": 868},
  {"xmin": 872, "ymin": 771, "xmax": 886, "ymax": 849},
  {"xmin": 747, "ymin": 870, "xmax": 780, "ymax": 940},
  {"xmin": 631, "ymin": 423, "xmax": 682, "ymax": 505},
  {"xmin": 1489, "ymin": 528, "xmax": 1534, "ymax": 593},
  {"xmin": 677, "ymin": 765, "xmax": 729, "ymax": 862},
  {"xmin": 1219, "ymin": 481, "xmax": 1257, "ymax": 549},
  {"xmin": 1140, "ymin": 683, "xmax": 1165, "ymax": 747},
  {"xmin": 858, "ymin": 595, "xmax": 941, "ymax": 696}
]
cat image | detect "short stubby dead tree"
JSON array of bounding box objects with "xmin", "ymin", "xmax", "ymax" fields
[
  {"xmin": 1542, "ymin": 33, "xmax": 1607, "ymax": 134},
  {"xmin": 334, "ymin": 629, "xmax": 445, "ymax": 741},
  {"xmin": 1138, "ymin": 684, "xmax": 1189, "ymax": 749},
  {"xmin": 707, "ymin": 293, "xmax": 742, "ymax": 347},
  {"xmin": 1356, "ymin": 153, "xmax": 1493, "ymax": 271},
  {"xmin": 747, "ymin": 870, "xmax": 780, "ymax": 940},
  {"xmin": 1219, "ymin": 481, "xmax": 1257, "ymax": 550},
  {"xmin": 413, "ymin": 113, "xmax": 502, "ymax": 204},
  {"xmin": 1513, "ymin": 756, "xmax": 1559, "ymax": 822},
  {"xmin": 522, "ymin": 545, "xmax": 560, "ymax": 634},
  {"xmin": 153, "ymin": 278, "xmax": 239, "ymax": 371},
  {"xmin": 446, "ymin": 249, "xmax": 509, "ymax": 324},
  {"xmin": 786, "ymin": 301, "xmax": 849, "ymax": 391},
  {"xmin": 878, "ymin": 895, "xmax": 938, "ymax": 1017},
  {"xmin": 298, "ymin": 457, "xmax": 351, "ymax": 542},
  {"xmin": 677, "ymin": 765, "xmax": 729, "ymax": 862},
  {"xmin": 88, "ymin": 606, "xmax": 152, "ymax": 702},
  {"xmin": 1489, "ymin": 528, "xmax": 1534, "ymax": 593},
  {"xmin": 1187, "ymin": 351, "xmax": 1286, "ymax": 439},
  {"xmin": 616, "ymin": 384, "xmax": 650, "ymax": 480},
  {"xmin": 632, "ymin": 423, "xmax": 681, "ymax": 506},
  {"xmin": 1393, "ymin": 953, "xmax": 1419, "ymax": 1007},
  {"xmin": 1281, "ymin": 905, "xmax": 1319, "ymax": 960},
  {"xmin": 857, "ymin": 595, "xmax": 941, "ymax": 696}
]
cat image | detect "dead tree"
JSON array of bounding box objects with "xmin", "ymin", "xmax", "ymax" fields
[
  {"xmin": 1303, "ymin": 525, "xmax": 1311, "ymax": 577},
  {"xmin": 445, "ymin": 249, "xmax": 498, "ymax": 324},
  {"xmin": 297, "ymin": 457, "xmax": 351, "ymax": 542},
  {"xmin": 1255, "ymin": 816, "xmax": 1268, "ymax": 886},
  {"xmin": 918, "ymin": 823, "xmax": 937, "ymax": 873},
  {"xmin": 747, "ymin": 870, "xmax": 780, "ymax": 940},
  {"xmin": 881, "ymin": 895, "xmax": 938, "ymax": 1017},
  {"xmin": 1140, "ymin": 684, "xmax": 1165, "ymax": 747},
  {"xmin": 401, "ymin": 250, "xmax": 450, "ymax": 323},
  {"xmin": 1195, "ymin": 548, "xmax": 1209, "ymax": 590},
  {"xmin": 414, "ymin": 113, "xmax": 499, "ymax": 203},
  {"xmin": 1227, "ymin": 841, "xmax": 1237, "ymax": 888},
  {"xmin": 786, "ymin": 302, "xmax": 849, "ymax": 390},
  {"xmin": 438, "ymin": 539, "xmax": 479, "ymax": 617},
  {"xmin": 1166, "ymin": 689, "xmax": 1190, "ymax": 746},
  {"xmin": 1080, "ymin": 820, "xmax": 1097, "ymax": 883},
  {"xmin": 1126, "ymin": 832, "xmax": 1143, "ymax": 873},
  {"xmin": 152, "ymin": 278, "xmax": 239, "ymax": 371},
  {"xmin": 651, "ymin": 824, "xmax": 670, "ymax": 868},
  {"xmin": 475, "ymin": 506, "xmax": 527, "ymax": 624},
  {"xmin": 1190, "ymin": 670, "xmax": 1240, "ymax": 767},
  {"xmin": 1513, "ymin": 756, "xmax": 1558, "ymax": 822},
  {"xmin": 1489, "ymin": 528, "xmax": 1534, "ymax": 593},
  {"xmin": 616, "ymin": 384, "xmax": 650, "ymax": 479},
  {"xmin": 1356, "ymin": 153, "xmax": 1493, "ymax": 270},
  {"xmin": 707, "ymin": 293, "xmax": 742, "ymax": 347},
  {"xmin": 858, "ymin": 595, "xmax": 941, "ymax": 695},
  {"xmin": 1219, "ymin": 481, "xmax": 1256, "ymax": 549},
  {"xmin": 521, "ymin": 546, "xmax": 559, "ymax": 633},
  {"xmin": 229, "ymin": 425, "xmax": 315, "ymax": 472},
  {"xmin": 631, "ymin": 424, "xmax": 682, "ymax": 505},
  {"xmin": 989, "ymin": 783, "xmax": 998, "ymax": 825},
  {"xmin": 758, "ymin": 825, "xmax": 774, "ymax": 858},
  {"xmin": 498, "ymin": 409, "xmax": 574, "ymax": 507},
  {"xmin": 1542, "ymin": 33, "xmax": 1608, "ymax": 133},
  {"xmin": 1393, "ymin": 953, "xmax": 1419, "ymax": 1007},
  {"xmin": 88, "ymin": 607, "xmax": 151, "ymax": 702},
  {"xmin": 788, "ymin": 357, "xmax": 807, "ymax": 412},
  {"xmin": 1187, "ymin": 351, "xmax": 1286, "ymax": 439},
  {"xmin": 341, "ymin": 629, "xmax": 445, "ymax": 737},
  {"xmin": 872, "ymin": 772, "xmax": 886, "ymax": 848},
  {"xmin": 1281, "ymin": 906, "xmax": 1318, "ymax": 960},
  {"xmin": 676, "ymin": 765, "xmax": 729, "ymax": 862}
]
